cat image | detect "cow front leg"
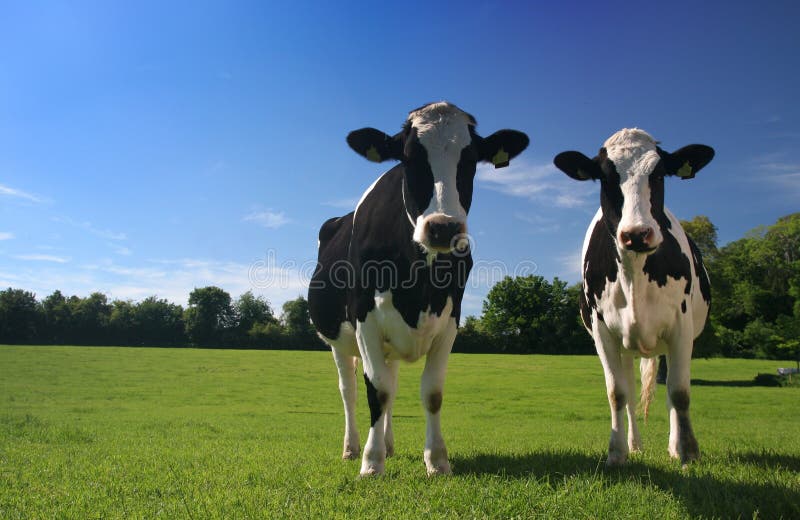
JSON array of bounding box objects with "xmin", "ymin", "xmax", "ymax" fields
[
  {"xmin": 666, "ymin": 337, "xmax": 700, "ymax": 465},
  {"xmin": 331, "ymin": 347, "xmax": 360, "ymax": 460},
  {"xmin": 594, "ymin": 324, "xmax": 631, "ymax": 466},
  {"xmin": 420, "ymin": 319, "xmax": 456, "ymax": 476},
  {"xmin": 383, "ymin": 360, "xmax": 399, "ymax": 458},
  {"xmin": 356, "ymin": 317, "xmax": 394, "ymax": 476},
  {"xmin": 622, "ymin": 354, "xmax": 642, "ymax": 453}
]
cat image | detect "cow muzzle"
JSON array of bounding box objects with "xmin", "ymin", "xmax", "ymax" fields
[
  {"xmin": 619, "ymin": 226, "xmax": 658, "ymax": 253},
  {"xmin": 420, "ymin": 215, "xmax": 468, "ymax": 253}
]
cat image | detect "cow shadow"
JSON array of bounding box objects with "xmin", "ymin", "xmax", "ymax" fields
[
  {"xmin": 691, "ymin": 378, "xmax": 755, "ymax": 387},
  {"xmin": 451, "ymin": 450, "xmax": 800, "ymax": 518}
]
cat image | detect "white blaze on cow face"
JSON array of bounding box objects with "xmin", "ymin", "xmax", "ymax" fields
[
  {"xmin": 408, "ymin": 103, "xmax": 472, "ymax": 252},
  {"xmin": 604, "ymin": 129, "xmax": 664, "ymax": 253}
]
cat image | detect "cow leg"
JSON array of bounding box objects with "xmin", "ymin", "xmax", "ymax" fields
[
  {"xmin": 622, "ymin": 354, "xmax": 642, "ymax": 453},
  {"xmin": 384, "ymin": 359, "xmax": 399, "ymax": 458},
  {"xmin": 666, "ymin": 334, "xmax": 700, "ymax": 465},
  {"xmin": 357, "ymin": 317, "xmax": 394, "ymax": 476},
  {"xmin": 420, "ymin": 319, "xmax": 456, "ymax": 476},
  {"xmin": 594, "ymin": 324, "xmax": 630, "ymax": 466},
  {"xmin": 331, "ymin": 347, "xmax": 360, "ymax": 460}
]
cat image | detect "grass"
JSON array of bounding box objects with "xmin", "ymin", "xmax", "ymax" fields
[{"xmin": 1, "ymin": 346, "xmax": 799, "ymax": 519}]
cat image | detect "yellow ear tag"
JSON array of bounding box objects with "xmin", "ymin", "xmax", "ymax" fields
[
  {"xmin": 676, "ymin": 161, "xmax": 693, "ymax": 178},
  {"xmin": 492, "ymin": 147, "xmax": 510, "ymax": 168},
  {"xmin": 366, "ymin": 146, "xmax": 381, "ymax": 162}
]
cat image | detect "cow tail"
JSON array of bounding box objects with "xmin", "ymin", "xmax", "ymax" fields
[{"xmin": 639, "ymin": 357, "xmax": 658, "ymax": 422}]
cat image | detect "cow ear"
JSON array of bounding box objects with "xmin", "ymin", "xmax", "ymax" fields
[
  {"xmin": 480, "ymin": 130, "xmax": 529, "ymax": 169},
  {"xmin": 663, "ymin": 145, "xmax": 715, "ymax": 180},
  {"xmin": 346, "ymin": 128, "xmax": 403, "ymax": 163},
  {"xmin": 554, "ymin": 151, "xmax": 600, "ymax": 181}
]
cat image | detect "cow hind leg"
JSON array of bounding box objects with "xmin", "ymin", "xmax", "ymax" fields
[{"xmin": 331, "ymin": 347, "xmax": 360, "ymax": 460}]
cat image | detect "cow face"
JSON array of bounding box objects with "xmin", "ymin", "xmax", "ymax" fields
[
  {"xmin": 554, "ymin": 128, "xmax": 714, "ymax": 254},
  {"xmin": 347, "ymin": 102, "xmax": 529, "ymax": 253}
]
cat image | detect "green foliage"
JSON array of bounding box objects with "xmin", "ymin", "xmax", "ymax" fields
[
  {"xmin": 709, "ymin": 213, "xmax": 800, "ymax": 359},
  {"xmin": 477, "ymin": 276, "xmax": 592, "ymax": 354},
  {"xmin": 1, "ymin": 347, "xmax": 799, "ymax": 518},
  {"xmin": 185, "ymin": 286, "xmax": 236, "ymax": 346},
  {"xmin": 681, "ymin": 215, "xmax": 719, "ymax": 262},
  {"xmin": 0, "ymin": 288, "xmax": 40, "ymax": 344}
]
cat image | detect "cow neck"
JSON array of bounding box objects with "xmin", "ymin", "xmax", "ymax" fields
[{"xmin": 400, "ymin": 176, "xmax": 417, "ymax": 229}]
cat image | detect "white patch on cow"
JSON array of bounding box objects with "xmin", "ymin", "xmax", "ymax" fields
[
  {"xmin": 408, "ymin": 103, "xmax": 472, "ymax": 245},
  {"xmin": 604, "ymin": 128, "xmax": 664, "ymax": 248},
  {"xmin": 320, "ymin": 321, "xmax": 358, "ymax": 357},
  {"xmin": 365, "ymin": 290, "xmax": 455, "ymax": 363}
]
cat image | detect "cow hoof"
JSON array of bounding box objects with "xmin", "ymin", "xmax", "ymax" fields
[
  {"xmin": 606, "ymin": 452, "xmax": 627, "ymax": 467},
  {"xmin": 426, "ymin": 461, "xmax": 451, "ymax": 476},
  {"xmin": 342, "ymin": 448, "xmax": 360, "ymax": 460},
  {"xmin": 359, "ymin": 464, "xmax": 384, "ymax": 477}
]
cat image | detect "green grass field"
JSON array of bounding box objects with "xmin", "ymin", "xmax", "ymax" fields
[{"xmin": 1, "ymin": 346, "xmax": 798, "ymax": 518}]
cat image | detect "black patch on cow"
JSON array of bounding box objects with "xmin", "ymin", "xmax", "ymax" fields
[
  {"xmin": 583, "ymin": 219, "xmax": 619, "ymax": 317},
  {"xmin": 402, "ymin": 127, "xmax": 434, "ymax": 217},
  {"xmin": 670, "ymin": 389, "xmax": 690, "ymax": 412},
  {"xmin": 642, "ymin": 171, "xmax": 692, "ymax": 294},
  {"xmin": 363, "ymin": 374, "xmax": 385, "ymax": 428},
  {"xmin": 687, "ymin": 237, "xmax": 711, "ymax": 304},
  {"xmin": 681, "ymin": 300, "xmax": 687, "ymax": 313},
  {"xmin": 308, "ymin": 212, "xmax": 354, "ymax": 340},
  {"xmin": 426, "ymin": 391, "xmax": 443, "ymax": 414},
  {"xmin": 609, "ymin": 389, "xmax": 626, "ymax": 411},
  {"xmin": 598, "ymin": 148, "xmax": 625, "ymax": 236}
]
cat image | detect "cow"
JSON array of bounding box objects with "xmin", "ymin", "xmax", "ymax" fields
[
  {"xmin": 308, "ymin": 102, "xmax": 529, "ymax": 476},
  {"xmin": 553, "ymin": 128, "xmax": 714, "ymax": 467}
]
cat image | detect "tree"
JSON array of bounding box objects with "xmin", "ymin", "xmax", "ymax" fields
[
  {"xmin": 481, "ymin": 276, "xmax": 591, "ymax": 354},
  {"xmin": 71, "ymin": 292, "xmax": 112, "ymax": 345},
  {"xmin": 41, "ymin": 290, "xmax": 72, "ymax": 344},
  {"xmin": 681, "ymin": 215, "xmax": 719, "ymax": 262},
  {"xmin": 109, "ymin": 300, "xmax": 137, "ymax": 346},
  {"xmin": 0, "ymin": 288, "xmax": 41, "ymax": 344},
  {"xmin": 281, "ymin": 296, "xmax": 324, "ymax": 349},
  {"xmin": 136, "ymin": 296, "xmax": 186, "ymax": 346},
  {"xmin": 185, "ymin": 286, "xmax": 235, "ymax": 347}
]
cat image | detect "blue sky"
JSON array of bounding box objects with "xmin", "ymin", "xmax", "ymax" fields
[{"xmin": 1, "ymin": 1, "xmax": 798, "ymax": 318}]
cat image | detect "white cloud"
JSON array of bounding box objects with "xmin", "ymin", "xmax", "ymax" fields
[
  {"xmin": 14, "ymin": 254, "xmax": 70, "ymax": 263},
  {"xmin": 476, "ymin": 160, "xmax": 596, "ymax": 208},
  {"xmin": 0, "ymin": 183, "xmax": 45, "ymax": 203},
  {"xmin": 53, "ymin": 216, "xmax": 127, "ymax": 241},
  {"xmin": 0, "ymin": 232, "xmax": 13, "ymax": 240},
  {"xmin": 751, "ymin": 155, "xmax": 800, "ymax": 194},
  {"xmin": 322, "ymin": 197, "xmax": 359, "ymax": 210},
  {"xmin": 243, "ymin": 210, "xmax": 290, "ymax": 229}
]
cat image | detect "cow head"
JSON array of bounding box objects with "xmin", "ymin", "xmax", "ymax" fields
[
  {"xmin": 347, "ymin": 102, "xmax": 529, "ymax": 253},
  {"xmin": 554, "ymin": 128, "xmax": 714, "ymax": 254}
]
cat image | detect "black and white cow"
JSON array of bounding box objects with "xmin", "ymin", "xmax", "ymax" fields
[
  {"xmin": 309, "ymin": 102, "xmax": 528, "ymax": 476},
  {"xmin": 554, "ymin": 128, "xmax": 714, "ymax": 466}
]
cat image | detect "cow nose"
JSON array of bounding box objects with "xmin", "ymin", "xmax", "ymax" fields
[
  {"xmin": 426, "ymin": 219, "xmax": 464, "ymax": 250},
  {"xmin": 620, "ymin": 227, "xmax": 654, "ymax": 251}
]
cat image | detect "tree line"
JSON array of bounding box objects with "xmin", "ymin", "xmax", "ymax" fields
[
  {"xmin": 0, "ymin": 286, "xmax": 325, "ymax": 350},
  {"xmin": 1, "ymin": 213, "xmax": 797, "ymax": 360}
]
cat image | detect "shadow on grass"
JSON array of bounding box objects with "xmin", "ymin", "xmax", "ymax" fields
[
  {"xmin": 452, "ymin": 450, "xmax": 800, "ymax": 518},
  {"xmin": 691, "ymin": 378, "xmax": 755, "ymax": 387},
  {"xmin": 734, "ymin": 450, "xmax": 800, "ymax": 472}
]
